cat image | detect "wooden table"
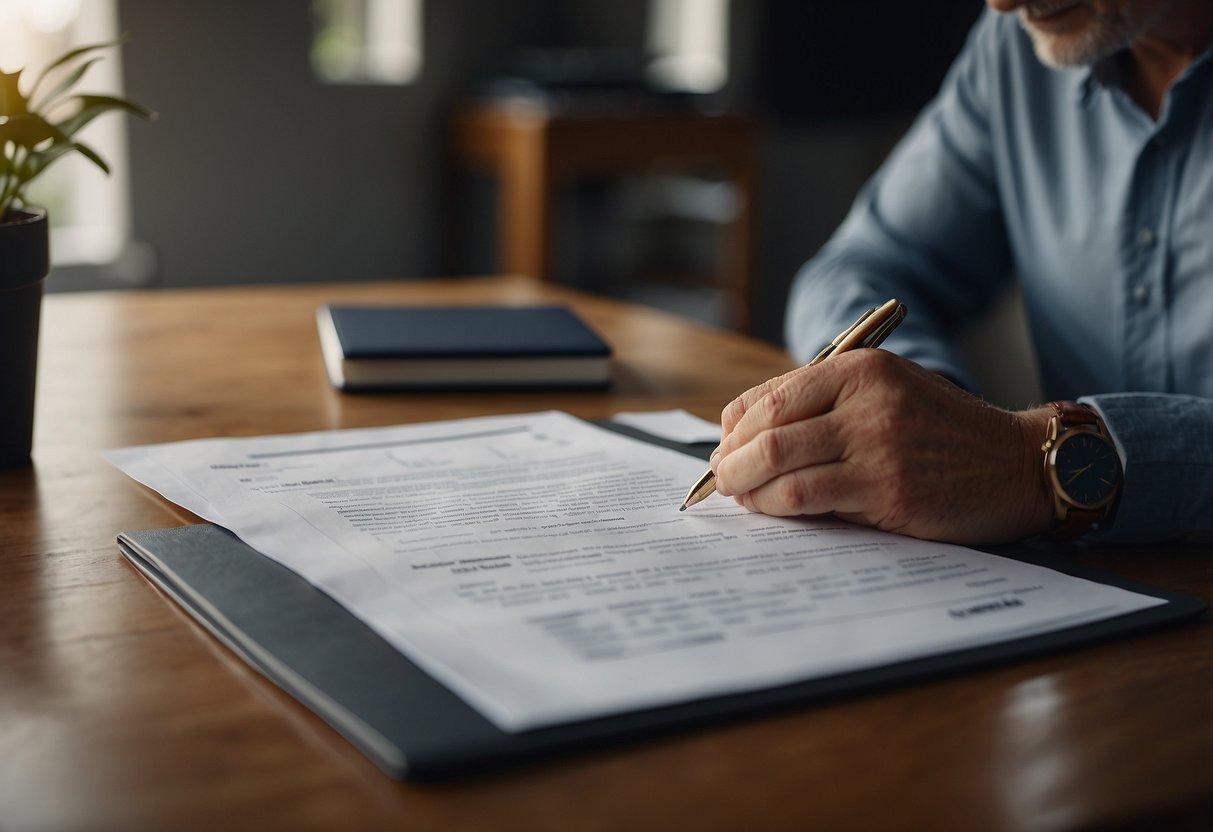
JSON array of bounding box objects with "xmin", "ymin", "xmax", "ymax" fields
[{"xmin": 2, "ymin": 276, "xmax": 1210, "ymax": 831}]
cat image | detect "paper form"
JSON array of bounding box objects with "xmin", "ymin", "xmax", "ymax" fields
[
  {"xmin": 106, "ymin": 411, "xmax": 1162, "ymax": 731},
  {"xmin": 612, "ymin": 409, "xmax": 721, "ymax": 443}
]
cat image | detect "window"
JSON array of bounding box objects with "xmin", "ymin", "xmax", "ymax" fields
[
  {"xmin": 311, "ymin": 0, "xmax": 423, "ymax": 85},
  {"xmin": 0, "ymin": 0, "xmax": 131, "ymax": 267},
  {"xmin": 647, "ymin": 0, "xmax": 729, "ymax": 93}
]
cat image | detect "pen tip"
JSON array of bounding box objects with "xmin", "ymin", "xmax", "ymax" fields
[{"xmin": 679, "ymin": 504, "xmax": 687, "ymax": 512}]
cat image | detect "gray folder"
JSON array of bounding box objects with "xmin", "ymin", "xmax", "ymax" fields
[{"xmin": 117, "ymin": 424, "xmax": 1206, "ymax": 780}]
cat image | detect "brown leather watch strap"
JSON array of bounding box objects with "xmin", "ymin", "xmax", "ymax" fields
[
  {"xmin": 1049, "ymin": 508, "xmax": 1103, "ymax": 540},
  {"xmin": 1049, "ymin": 399, "xmax": 1098, "ymax": 426}
]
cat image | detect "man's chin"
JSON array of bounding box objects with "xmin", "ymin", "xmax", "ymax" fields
[
  {"xmin": 1025, "ymin": 32, "xmax": 1102, "ymax": 67},
  {"xmin": 1016, "ymin": 0, "xmax": 1167, "ymax": 69},
  {"xmin": 1021, "ymin": 21, "xmax": 1125, "ymax": 68}
]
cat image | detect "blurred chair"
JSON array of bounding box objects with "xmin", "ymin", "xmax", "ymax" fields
[{"xmin": 450, "ymin": 97, "xmax": 758, "ymax": 331}]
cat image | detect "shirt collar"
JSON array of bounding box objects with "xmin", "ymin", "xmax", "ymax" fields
[
  {"xmin": 1077, "ymin": 52, "xmax": 1124, "ymax": 108},
  {"xmin": 1077, "ymin": 37, "xmax": 1213, "ymax": 109}
]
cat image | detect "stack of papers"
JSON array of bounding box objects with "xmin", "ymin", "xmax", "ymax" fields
[{"xmin": 107, "ymin": 411, "xmax": 1163, "ymax": 732}]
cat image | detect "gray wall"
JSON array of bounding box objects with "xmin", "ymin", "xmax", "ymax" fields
[{"xmin": 117, "ymin": 0, "xmax": 566, "ymax": 286}]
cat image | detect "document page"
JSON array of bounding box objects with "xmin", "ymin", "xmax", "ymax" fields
[
  {"xmin": 107, "ymin": 411, "xmax": 1163, "ymax": 731},
  {"xmin": 612, "ymin": 409, "xmax": 721, "ymax": 443}
]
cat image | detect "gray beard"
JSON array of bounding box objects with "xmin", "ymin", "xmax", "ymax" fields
[{"xmin": 1017, "ymin": 1, "xmax": 1174, "ymax": 68}]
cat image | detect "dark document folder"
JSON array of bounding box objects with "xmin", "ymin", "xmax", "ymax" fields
[
  {"xmin": 117, "ymin": 428, "xmax": 1206, "ymax": 780},
  {"xmin": 317, "ymin": 305, "xmax": 612, "ymax": 391}
]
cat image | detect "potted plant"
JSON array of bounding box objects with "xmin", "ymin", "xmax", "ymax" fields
[{"xmin": 0, "ymin": 41, "xmax": 153, "ymax": 468}]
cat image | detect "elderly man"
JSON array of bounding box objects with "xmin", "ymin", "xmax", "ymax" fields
[{"xmin": 710, "ymin": 0, "xmax": 1213, "ymax": 544}]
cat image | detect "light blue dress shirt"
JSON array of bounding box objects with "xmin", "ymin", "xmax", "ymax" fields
[{"xmin": 785, "ymin": 10, "xmax": 1213, "ymax": 544}]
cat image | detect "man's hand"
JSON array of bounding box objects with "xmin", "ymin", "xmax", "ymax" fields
[{"xmin": 710, "ymin": 350, "xmax": 1056, "ymax": 544}]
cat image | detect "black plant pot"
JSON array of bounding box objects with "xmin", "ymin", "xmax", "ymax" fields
[{"xmin": 0, "ymin": 208, "xmax": 49, "ymax": 468}]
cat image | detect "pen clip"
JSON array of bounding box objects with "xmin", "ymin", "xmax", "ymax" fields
[
  {"xmin": 809, "ymin": 307, "xmax": 875, "ymax": 366},
  {"xmin": 834, "ymin": 299, "xmax": 905, "ymax": 355},
  {"xmin": 858, "ymin": 301, "xmax": 907, "ymax": 350}
]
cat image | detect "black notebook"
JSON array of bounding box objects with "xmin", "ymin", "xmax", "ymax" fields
[
  {"xmin": 117, "ymin": 426, "xmax": 1205, "ymax": 781},
  {"xmin": 316, "ymin": 305, "xmax": 612, "ymax": 391}
]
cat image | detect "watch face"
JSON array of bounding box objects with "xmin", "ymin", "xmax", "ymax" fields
[{"xmin": 1053, "ymin": 431, "xmax": 1122, "ymax": 508}]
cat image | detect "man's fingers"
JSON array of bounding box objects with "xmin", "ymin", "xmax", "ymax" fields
[
  {"xmin": 719, "ymin": 367, "xmax": 804, "ymax": 437},
  {"xmin": 733, "ymin": 462, "xmax": 861, "ymax": 517},
  {"xmin": 714, "ymin": 414, "xmax": 845, "ymax": 496},
  {"xmin": 716, "ymin": 358, "xmax": 852, "ymax": 462}
]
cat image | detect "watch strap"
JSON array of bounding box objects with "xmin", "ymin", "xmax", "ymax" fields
[
  {"xmin": 1049, "ymin": 399, "xmax": 1098, "ymax": 427},
  {"xmin": 1049, "ymin": 508, "xmax": 1103, "ymax": 541}
]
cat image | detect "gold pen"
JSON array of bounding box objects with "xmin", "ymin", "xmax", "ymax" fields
[{"xmin": 679, "ymin": 299, "xmax": 907, "ymax": 511}]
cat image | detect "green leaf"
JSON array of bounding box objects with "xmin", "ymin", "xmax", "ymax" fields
[
  {"xmin": 65, "ymin": 138, "xmax": 110, "ymax": 175},
  {"xmin": 30, "ymin": 57, "xmax": 103, "ymax": 112},
  {"xmin": 0, "ymin": 69, "xmax": 29, "ymax": 117},
  {"xmin": 21, "ymin": 137, "xmax": 112, "ymax": 179},
  {"xmin": 0, "ymin": 113, "xmax": 67, "ymax": 150},
  {"xmin": 22, "ymin": 142, "xmax": 76, "ymax": 179},
  {"xmin": 28, "ymin": 39, "xmax": 125, "ymax": 99},
  {"xmin": 55, "ymin": 94, "xmax": 157, "ymax": 139}
]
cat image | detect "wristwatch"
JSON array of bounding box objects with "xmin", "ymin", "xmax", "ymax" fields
[{"xmin": 1040, "ymin": 401, "xmax": 1122, "ymax": 539}]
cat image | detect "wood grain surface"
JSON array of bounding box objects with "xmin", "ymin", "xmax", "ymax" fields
[{"xmin": 1, "ymin": 276, "xmax": 1209, "ymax": 831}]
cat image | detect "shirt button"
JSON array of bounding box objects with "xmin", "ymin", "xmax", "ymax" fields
[
  {"xmin": 1137, "ymin": 227, "xmax": 1156, "ymax": 246},
  {"xmin": 1132, "ymin": 283, "xmax": 1150, "ymax": 303}
]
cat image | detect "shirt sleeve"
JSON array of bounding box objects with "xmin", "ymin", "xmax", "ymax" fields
[
  {"xmin": 1083, "ymin": 394, "xmax": 1213, "ymax": 544},
  {"xmin": 784, "ymin": 10, "xmax": 1015, "ymax": 393}
]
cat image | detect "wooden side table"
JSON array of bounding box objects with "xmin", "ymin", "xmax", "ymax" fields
[{"xmin": 451, "ymin": 99, "xmax": 758, "ymax": 331}]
